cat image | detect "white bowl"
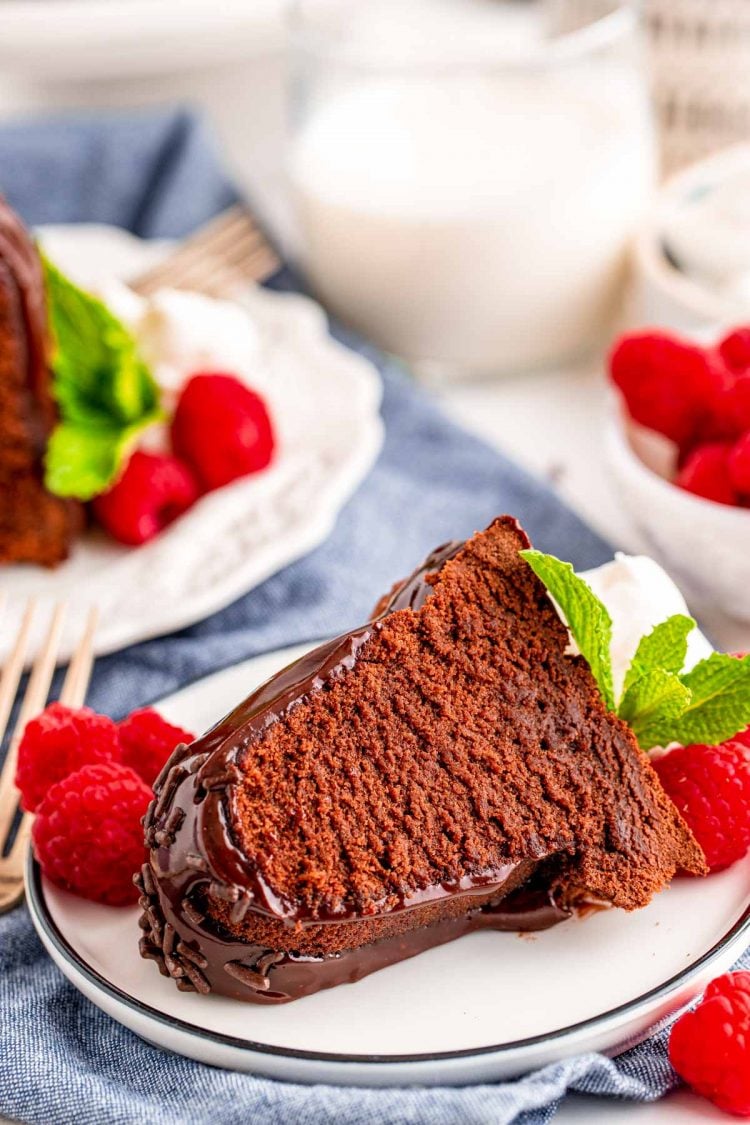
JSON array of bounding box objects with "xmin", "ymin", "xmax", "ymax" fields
[
  {"xmin": 631, "ymin": 144, "xmax": 750, "ymax": 335},
  {"xmin": 606, "ymin": 416, "xmax": 750, "ymax": 622}
]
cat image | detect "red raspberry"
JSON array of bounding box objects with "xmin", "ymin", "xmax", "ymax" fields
[
  {"xmin": 669, "ymin": 971, "xmax": 750, "ymax": 1116},
  {"xmin": 705, "ymin": 372, "xmax": 750, "ymax": 441},
  {"xmin": 93, "ymin": 450, "xmax": 198, "ymax": 546},
  {"xmin": 653, "ymin": 741, "xmax": 750, "ymax": 871},
  {"xmin": 15, "ymin": 703, "xmax": 120, "ymax": 813},
  {"xmin": 674, "ymin": 442, "xmax": 737, "ymax": 505},
  {"xmin": 118, "ymin": 707, "xmax": 195, "ymax": 786},
  {"xmin": 609, "ymin": 333, "xmax": 726, "ymax": 446},
  {"xmin": 729, "ymin": 432, "xmax": 750, "ymax": 496},
  {"xmin": 719, "ymin": 328, "xmax": 750, "ymax": 372},
  {"xmin": 171, "ymin": 372, "xmax": 275, "ymax": 491},
  {"xmin": 32, "ymin": 763, "xmax": 151, "ymax": 906}
]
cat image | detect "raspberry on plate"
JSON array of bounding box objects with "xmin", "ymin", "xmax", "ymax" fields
[
  {"xmin": 32, "ymin": 762, "xmax": 152, "ymax": 906},
  {"xmin": 171, "ymin": 372, "xmax": 275, "ymax": 491},
  {"xmin": 609, "ymin": 332, "xmax": 727, "ymax": 446},
  {"xmin": 93, "ymin": 450, "xmax": 198, "ymax": 546},
  {"xmin": 653, "ymin": 740, "xmax": 750, "ymax": 871},
  {"xmin": 675, "ymin": 443, "xmax": 737, "ymax": 506},
  {"xmin": 15, "ymin": 703, "xmax": 120, "ymax": 813},
  {"xmin": 118, "ymin": 707, "xmax": 195, "ymax": 786},
  {"xmin": 670, "ymin": 971, "xmax": 750, "ymax": 1116}
]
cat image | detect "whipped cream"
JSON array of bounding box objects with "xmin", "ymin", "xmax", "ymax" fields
[
  {"xmin": 99, "ymin": 280, "xmax": 261, "ymax": 406},
  {"xmin": 581, "ymin": 553, "xmax": 712, "ymax": 696}
]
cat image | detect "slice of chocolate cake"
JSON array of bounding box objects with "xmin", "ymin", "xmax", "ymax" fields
[
  {"xmin": 0, "ymin": 196, "xmax": 81, "ymax": 566},
  {"xmin": 138, "ymin": 517, "xmax": 705, "ymax": 1003}
]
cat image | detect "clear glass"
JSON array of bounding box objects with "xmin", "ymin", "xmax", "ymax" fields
[{"xmin": 288, "ymin": 0, "xmax": 656, "ymax": 383}]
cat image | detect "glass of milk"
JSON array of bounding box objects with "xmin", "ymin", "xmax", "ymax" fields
[{"xmin": 289, "ymin": 0, "xmax": 656, "ymax": 382}]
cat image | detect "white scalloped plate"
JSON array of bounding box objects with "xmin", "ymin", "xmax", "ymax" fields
[
  {"xmin": 25, "ymin": 642, "xmax": 750, "ymax": 1087},
  {"xmin": 1, "ymin": 226, "xmax": 383, "ymax": 663}
]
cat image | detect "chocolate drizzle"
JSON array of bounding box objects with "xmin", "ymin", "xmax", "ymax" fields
[{"xmin": 139, "ymin": 527, "xmax": 574, "ymax": 1003}]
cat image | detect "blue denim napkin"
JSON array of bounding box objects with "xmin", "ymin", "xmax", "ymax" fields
[{"xmin": 0, "ymin": 107, "xmax": 731, "ymax": 1125}]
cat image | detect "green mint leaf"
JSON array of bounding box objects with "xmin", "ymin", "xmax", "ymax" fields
[
  {"xmin": 41, "ymin": 255, "xmax": 162, "ymax": 499},
  {"xmin": 43, "ymin": 255, "xmax": 159, "ymax": 425},
  {"xmin": 520, "ymin": 549, "xmax": 615, "ymax": 711},
  {"xmin": 44, "ymin": 419, "xmax": 154, "ymax": 501},
  {"xmin": 649, "ymin": 653, "xmax": 750, "ymax": 747},
  {"xmin": 622, "ymin": 614, "xmax": 695, "ymax": 697},
  {"xmin": 618, "ymin": 669, "xmax": 692, "ymax": 750}
]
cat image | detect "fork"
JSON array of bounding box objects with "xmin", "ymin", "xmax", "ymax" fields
[
  {"xmin": 130, "ymin": 204, "xmax": 281, "ymax": 299},
  {"xmin": 0, "ymin": 602, "xmax": 98, "ymax": 914}
]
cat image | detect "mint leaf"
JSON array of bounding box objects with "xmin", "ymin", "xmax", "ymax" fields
[
  {"xmin": 45, "ymin": 422, "xmax": 144, "ymax": 501},
  {"xmin": 41, "ymin": 256, "xmax": 162, "ymax": 499},
  {"xmin": 520, "ymin": 549, "xmax": 615, "ymax": 711},
  {"xmin": 622, "ymin": 614, "xmax": 695, "ymax": 696},
  {"xmin": 650, "ymin": 653, "xmax": 750, "ymax": 747},
  {"xmin": 618, "ymin": 670, "xmax": 692, "ymax": 749}
]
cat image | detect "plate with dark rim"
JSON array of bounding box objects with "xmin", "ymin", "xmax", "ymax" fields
[{"xmin": 25, "ymin": 642, "xmax": 750, "ymax": 1087}]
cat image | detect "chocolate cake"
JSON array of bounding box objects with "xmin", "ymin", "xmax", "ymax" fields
[
  {"xmin": 137, "ymin": 517, "xmax": 706, "ymax": 1003},
  {"xmin": 0, "ymin": 196, "xmax": 81, "ymax": 566}
]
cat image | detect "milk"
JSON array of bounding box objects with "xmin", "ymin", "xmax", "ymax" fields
[{"xmin": 290, "ymin": 5, "xmax": 654, "ymax": 379}]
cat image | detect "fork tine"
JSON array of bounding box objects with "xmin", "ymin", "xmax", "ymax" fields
[
  {"xmin": 0, "ymin": 599, "xmax": 36, "ymax": 754},
  {"xmin": 59, "ymin": 607, "xmax": 98, "ymax": 708},
  {"xmin": 1, "ymin": 605, "xmax": 99, "ymax": 908},
  {"xmin": 0, "ymin": 602, "xmax": 67, "ymax": 835},
  {"xmin": 131, "ymin": 204, "xmax": 280, "ymax": 297}
]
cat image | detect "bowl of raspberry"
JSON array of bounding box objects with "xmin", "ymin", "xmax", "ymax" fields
[{"xmin": 606, "ymin": 327, "xmax": 750, "ymax": 621}]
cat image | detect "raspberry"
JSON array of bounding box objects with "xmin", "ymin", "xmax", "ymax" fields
[
  {"xmin": 609, "ymin": 333, "xmax": 726, "ymax": 446},
  {"xmin": 674, "ymin": 442, "xmax": 737, "ymax": 506},
  {"xmin": 171, "ymin": 372, "xmax": 275, "ymax": 491},
  {"xmin": 15, "ymin": 703, "xmax": 120, "ymax": 812},
  {"xmin": 705, "ymin": 372, "xmax": 750, "ymax": 441},
  {"xmin": 32, "ymin": 763, "xmax": 151, "ymax": 906},
  {"xmin": 118, "ymin": 707, "xmax": 195, "ymax": 786},
  {"xmin": 729, "ymin": 432, "xmax": 750, "ymax": 496},
  {"xmin": 653, "ymin": 741, "xmax": 750, "ymax": 871},
  {"xmin": 669, "ymin": 971, "xmax": 750, "ymax": 1116},
  {"xmin": 93, "ymin": 450, "xmax": 198, "ymax": 546},
  {"xmin": 719, "ymin": 328, "xmax": 750, "ymax": 372}
]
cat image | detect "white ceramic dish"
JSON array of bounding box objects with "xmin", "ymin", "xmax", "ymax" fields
[
  {"xmin": 606, "ymin": 417, "xmax": 750, "ymax": 622},
  {"xmin": 25, "ymin": 642, "xmax": 750, "ymax": 1087},
  {"xmin": 631, "ymin": 144, "xmax": 750, "ymax": 335},
  {"xmin": 1, "ymin": 225, "xmax": 384, "ymax": 664}
]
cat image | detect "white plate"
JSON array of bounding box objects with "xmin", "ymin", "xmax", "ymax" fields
[
  {"xmin": 25, "ymin": 642, "xmax": 750, "ymax": 1087},
  {"xmin": 2, "ymin": 226, "xmax": 384, "ymax": 664}
]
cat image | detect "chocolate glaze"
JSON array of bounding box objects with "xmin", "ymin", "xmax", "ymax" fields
[
  {"xmin": 0, "ymin": 196, "xmax": 52, "ymax": 455},
  {"xmin": 139, "ymin": 524, "xmax": 574, "ymax": 1003},
  {"xmin": 138, "ymin": 863, "xmax": 570, "ymax": 1004}
]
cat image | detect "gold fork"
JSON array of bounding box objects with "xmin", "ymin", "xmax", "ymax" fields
[
  {"xmin": 130, "ymin": 204, "xmax": 281, "ymax": 299},
  {"xmin": 0, "ymin": 602, "xmax": 98, "ymax": 914}
]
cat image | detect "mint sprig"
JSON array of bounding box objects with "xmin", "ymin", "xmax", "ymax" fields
[
  {"xmin": 520, "ymin": 549, "xmax": 750, "ymax": 750},
  {"xmin": 519, "ymin": 549, "xmax": 615, "ymax": 711},
  {"xmin": 42, "ymin": 255, "xmax": 162, "ymax": 500}
]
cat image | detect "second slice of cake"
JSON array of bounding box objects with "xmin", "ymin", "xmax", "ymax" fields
[{"xmin": 138, "ymin": 517, "xmax": 706, "ymax": 1002}]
